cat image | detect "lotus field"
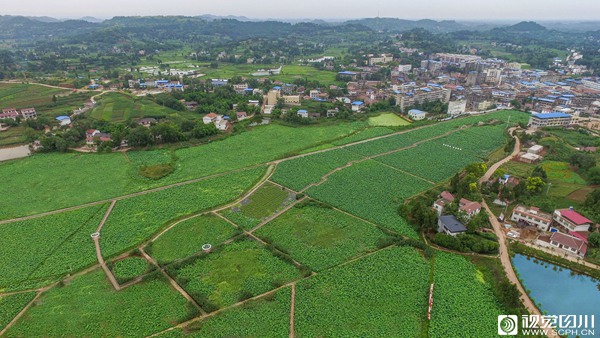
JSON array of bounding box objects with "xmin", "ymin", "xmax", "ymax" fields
[{"xmin": 0, "ymin": 293, "xmax": 36, "ymax": 330}]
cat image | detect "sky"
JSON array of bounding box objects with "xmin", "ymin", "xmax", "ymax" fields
[{"xmin": 2, "ymin": 0, "xmax": 600, "ymax": 21}]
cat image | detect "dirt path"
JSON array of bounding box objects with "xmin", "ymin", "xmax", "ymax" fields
[
  {"xmin": 479, "ymin": 127, "xmax": 519, "ymax": 184},
  {"xmin": 91, "ymin": 200, "xmax": 121, "ymax": 290},
  {"xmin": 139, "ymin": 248, "xmax": 206, "ymax": 315},
  {"xmin": 289, "ymin": 283, "xmax": 296, "ymax": 338},
  {"xmin": 482, "ymin": 200, "xmax": 558, "ymax": 338},
  {"xmin": 248, "ymin": 196, "xmax": 306, "ymax": 233}
]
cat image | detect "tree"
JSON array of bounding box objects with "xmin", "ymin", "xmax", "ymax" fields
[
  {"xmin": 589, "ymin": 232, "xmax": 600, "ymax": 248},
  {"xmin": 531, "ymin": 166, "xmax": 548, "ymax": 182},
  {"xmin": 588, "ymin": 167, "xmax": 600, "ymax": 185},
  {"xmin": 570, "ymin": 153, "xmax": 597, "ymax": 171},
  {"xmin": 526, "ymin": 176, "xmax": 546, "ymax": 194}
]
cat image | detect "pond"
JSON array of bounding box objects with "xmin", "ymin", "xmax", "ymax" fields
[
  {"xmin": 512, "ymin": 254, "xmax": 600, "ymax": 336},
  {"xmin": 0, "ymin": 145, "xmax": 30, "ymax": 162}
]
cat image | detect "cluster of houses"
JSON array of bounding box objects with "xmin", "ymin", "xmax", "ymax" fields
[
  {"xmin": 0, "ymin": 108, "xmax": 37, "ymax": 120},
  {"xmin": 511, "ymin": 205, "xmax": 595, "ymax": 258},
  {"xmin": 85, "ymin": 129, "xmax": 113, "ymax": 147},
  {"xmin": 433, "ymin": 191, "xmax": 482, "ymax": 236},
  {"xmin": 202, "ymin": 111, "xmax": 250, "ymax": 131}
]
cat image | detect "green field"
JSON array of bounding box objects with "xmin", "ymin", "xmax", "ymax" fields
[
  {"xmin": 0, "ymin": 293, "xmax": 36, "ymax": 331},
  {"xmin": 0, "ymin": 122, "xmax": 368, "ymax": 220},
  {"xmin": 112, "ymin": 256, "xmax": 150, "ymax": 283},
  {"xmin": 294, "ymin": 246, "xmax": 430, "ymax": 337},
  {"xmin": 164, "ymin": 287, "xmax": 292, "ymax": 337},
  {"xmin": 220, "ymin": 182, "xmax": 295, "ymax": 230},
  {"xmin": 0, "ymin": 83, "xmax": 69, "ymax": 109},
  {"xmin": 271, "ymin": 148, "xmax": 365, "ymax": 192},
  {"xmin": 0, "ymin": 126, "xmax": 28, "ymax": 147},
  {"xmin": 100, "ymin": 166, "xmax": 265, "ymax": 258},
  {"xmin": 307, "ymin": 160, "xmax": 432, "ymax": 237},
  {"xmin": 168, "ymin": 239, "xmax": 302, "ymax": 312},
  {"xmin": 148, "ymin": 214, "xmax": 240, "ymax": 264},
  {"xmin": 368, "ymin": 113, "xmax": 412, "ymax": 127},
  {"xmin": 0, "ymin": 204, "xmax": 108, "ymax": 292},
  {"xmin": 255, "ymin": 203, "xmax": 388, "ymax": 271},
  {"xmin": 90, "ymin": 92, "xmax": 191, "ymax": 122},
  {"xmin": 429, "ymin": 252, "xmax": 504, "ymax": 337},
  {"xmin": 4, "ymin": 271, "xmax": 196, "ymax": 337}
]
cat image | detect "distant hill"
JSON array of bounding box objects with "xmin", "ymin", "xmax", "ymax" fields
[
  {"xmin": 345, "ymin": 17, "xmax": 495, "ymax": 33},
  {"xmin": 80, "ymin": 16, "xmax": 105, "ymax": 23},
  {"xmin": 505, "ymin": 21, "xmax": 547, "ymax": 32}
]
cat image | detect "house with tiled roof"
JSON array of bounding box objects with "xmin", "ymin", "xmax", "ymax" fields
[
  {"xmin": 433, "ymin": 191, "xmax": 455, "ymax": 216},
  {"xmin": 459, "ymin": 198, "xmax": 482, "ymax": 219},
  {"xmin": 549, "ymin": 232, "xmax": 587, "ymax": 258},
  {"xmin": 553, "ymin": 207, "xmax": 594, "ymax": 232}
]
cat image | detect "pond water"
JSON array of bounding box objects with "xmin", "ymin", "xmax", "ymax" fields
[
  {"xmin": 0, "ymin": 145, "xmax": 30, "ymax": 162},
  {"xmin": 512, "ymin": 254, "xmax": 600, "ymax": 336}
]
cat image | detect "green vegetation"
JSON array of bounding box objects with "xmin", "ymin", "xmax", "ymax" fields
[
  {"xmin": 376, "ymin": 125, "xmax": 508, "ymax": 182},
  {"xmin": 307, "ymin": 160, "xmax": 432, "ymax": 237},
  {"xmin": 90, "ymin": 92, "xmax": 189, "ymax": 122},
  {"xmin": 0, "ymin": 292, "xmax": 36, "ymax": 331},
  {"xmin": 0, "ymin": 122, "xmax": 367, "ymax": 220},
  {"xmin": 541, "ymin": 161, "xmax": 586, "ymax": 184},
  {"xmin": 221, "ymin": 182, "xmax": 294, "ymax": 230},
  {"xmin": 0, "ymin": 83, "xmax": 68, "ymax": 110},
  {"xmin": 112, "ymin": 257, "xmax": 150, "ymax": 283},
  {"xmin": 4, "ymin": 271, "xmax": 196, "ymax": 338},
  {"xmin": 295, "ymin": 246, "xmax": 429, "ymax": 336},
  {"xmin": 100, "ymin": 166, "xmax": 265, "ymax": 258},
  {"xmin": 429, "ymin": 252, "xmax": 504, "ymax": 337},
  {"xmin": 271, "ymin": 148, "xmax": 364, "ymax": 191},
  {"xmin": 255, "ymin": 202, "xmax": 388, "ymax": 271},
  {"xmin": 368, "ymin": 113, "xmax": 411, "ymax": 127},
  {"xmin": 168, "ymin": 239, "xmax": 302, "ymax": 312},
  {"xmin": 0, "ymin": 204, "xmax": 108, "ymax": 291},
  {"xmin": 139, "ymin": 163, "xmax": 175, "ymax": 180},
  {"xmin": 148, "ymin": 214, "xmax": 239, "ymax": 264},
  {"xmin": 173, "ymin": 287, "xmax": 291, "ymax": 337},
  {"xmin": 0, "ymin": 126, "xmax": 28, "ymax": 147},
  {"xmin": 331, "ymin": 126, "xmax": 395, "ymax": 145}
]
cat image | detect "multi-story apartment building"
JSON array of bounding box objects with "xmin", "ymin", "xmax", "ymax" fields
[
  {"xmin": 396, "ymin": 87, "xmax": 451, "ymax": 112},
  {"xmin": 528, "ymin": 112, "xmax": 572, "ymax": 128},
  {"xmin": 510, "ymin": 205, "xmax": 553, "ymax": 231}
]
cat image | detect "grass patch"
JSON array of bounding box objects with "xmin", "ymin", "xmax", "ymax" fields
[
  {"xmin": 112, "ymin": 257, "xmax": 150, "ymax": 283},
  {"xmin": 542, "ymin": 161, "xmax": 586, "ymax": 184},
  {"xmin": 168, "ymin": 239, "xmax": 302, "ymax": 312},
  {"xmin": 221, "ymin": 182, "xmax": 294, "ymax": 230},
  {"xmin": 148, "ymin": 214, "xmax": 239, "ymax": 264},
  {"xmin": 255, "ymin": 203, "xmax": 389, "ymax": 271},
  {"xmin": 139, "ymin": 163, "xmax": 175, "ymax": 180},
  {"xmin": 368, "ymin": 113, "xmax": 411, "ymax": 127}
]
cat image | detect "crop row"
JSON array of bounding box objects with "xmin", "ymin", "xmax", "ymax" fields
[
  {"xmin": 271, "ymin": 148, "xmax": 364, "ymax": 191},
  {"xmin": 0, "ymin": 204, "xmax": 108, "ymax": 291},
  {"xmin": 306, "ymin": 160, "xmax": 432, "ymax": 237},
  {"xmin": 430, "ymin": 252, "xmax": 504, "ymax": 337}
]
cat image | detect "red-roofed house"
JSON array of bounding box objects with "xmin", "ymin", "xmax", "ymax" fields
[
  {"xmin": 549, "ymin": 232, "xmax": 588, "ymax": 258},
  {"xmin": 433, "ymin": 191, "xmax": 456, "ymax": 216},
  {"xmin": 459, "ymin": 198, "xmax": 482, "ymax": 219},
  {"xmin": 0, "ymin": 108, "xmax": 20, "ymax": 120},
  {"xmin": 553, "ymin": 208, "xmax": 593, "ymax": 232},
  {"xmin": 236, "ymin": 112, "xmax": 248, "ymax": 121},
  {"xmin": 202, "ymin": 113, "xmax": 222, "ymax": 125}
]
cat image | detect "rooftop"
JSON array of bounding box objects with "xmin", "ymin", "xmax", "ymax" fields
[
  {"xmin": 531, "ymin": 112, "xmax": 571, "ymax": 119},
  {"xmin": 439, "ymin": 215, "xmax": 467, "ymax": 233},
  {"xmin": 557, "ymin": 209, "xmax": 593, "ymax": 225}
]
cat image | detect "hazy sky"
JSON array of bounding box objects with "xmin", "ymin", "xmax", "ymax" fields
[{"xmin": 2, "ymin": 0, "xmax": 599, "ymax": 21}]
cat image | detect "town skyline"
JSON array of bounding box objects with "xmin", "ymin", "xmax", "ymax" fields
[{"xmin": 2, "ymin": 0, "xmax": 600, "ymax": 21}]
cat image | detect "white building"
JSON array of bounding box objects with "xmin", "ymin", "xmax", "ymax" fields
[
  {"xmin": 553, "ymin": 208, "xmax": 594, "ymax": 232},
  {"xmin": 510, "ymin": 205, "xmax": 553, "ymax": 231},
  {"xmin": 528, "ymin": 112, "xmax": 572, "ymax": 128},
  {"xmin": 447, "ymin": 100, "xmax": 467, "ymax": 116},
  {"xmin": 408, "ymin": 109, "xmax": 427, "ymax": 120}
]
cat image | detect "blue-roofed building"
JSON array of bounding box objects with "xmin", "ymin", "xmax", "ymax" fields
[
  {"xmin": 88, "ymin": 84, "xmax": 100, "ymax": 90},
  {"xmin": 297, "ymin": 109, "xmax": 308, "ymax": 118},
  {"xmin": 408, "ymin": 109, "xmax": 427, "ymax": 121},
  {"xmin": 438, "ymin": 215, "xmax": 467, "ymax": 237},
  {"xmin": 56, "ymin": 115, "xmax": 72, "ymax": 126},
  {"xmin": 351, "ymin": 101, "xmax": 364, "ymax": 112},
  {"xmin": 529, "ymin": 112, "xmax": 572, "ymax": 129}
]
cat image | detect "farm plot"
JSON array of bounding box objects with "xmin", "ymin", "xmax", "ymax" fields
[
  {"xmin": 429, "ymin": 252, "xmax": 504, "ymax": 338},
  {"xmin": 271, "ymin": 148, "xmax": 364, "ymax": 192},
  {"xmin": 255, "ymin": 203, "xmax": 389, "ymax": 271},
  {"xmin": 167, "ymin": 239, "xmax": 302, "ymax": 312},
  {"xmin": 0, "ymin": 292, "xmax": 37, "ymax": 331},
  {"xmin": 368, "ymin": 113, "xmax": 411, "ymax": 127},
  {"xmin": 0, "ymin": 204, "xmax": 108, "ymax": 292},
  {"xmin": 294, "ymin": 246, "xmax": 430, "ymax": 337},
  {"xmin": 147, "ymin": 214, "xmax": 240, "ymax": 264},
  {"xmin": 160, "ymin": 287, "xmax": 292, "ymax": 337},
  {"xmin": 331, "ymin": 126, "xmax": 395, "ymax": 146},
  {"xmin": 100, "ymin": 166, "xmax": 265, "ymax": 258},
  {"xmin": 220, "ymin": 182, "xmax": 295, "ymax": 230},
  {"xmin": 0, "ymin": 83, "xmax": 69, "ymax": 109},
  {"xmin": 376, "ymin": 125, "xmax": 508, "ymax": 182},
  {"xmin": 306, "ymin": 160, "xmax": 432, "ymax": 237},
  {"xmin": 4, "ymin": 270, "xmax": 196, "ymax": 338},
  {"xmin": 111, "ymin": 256, "xmax": 151, "ymax": 284},
  {"xmin": 89, "ymin": 92, "xmax": 181, "ymax": 122}
]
